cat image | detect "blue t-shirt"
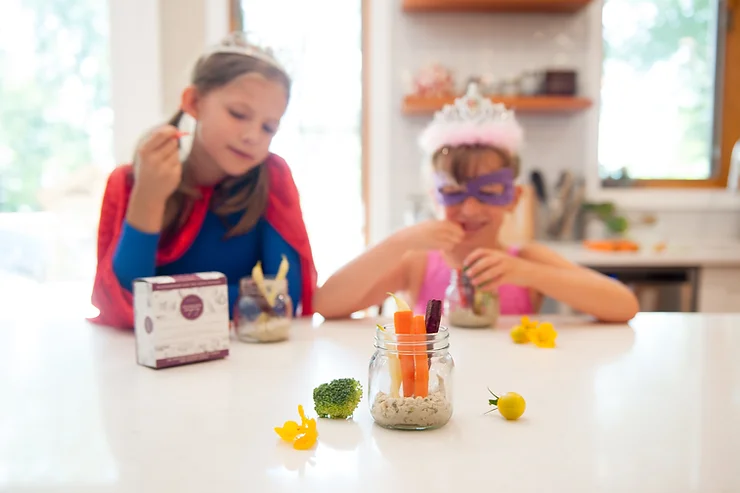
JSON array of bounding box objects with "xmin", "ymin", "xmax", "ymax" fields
[{"xmin": 112, "ymin": 210, "xmax": 302, "ymax": 316}]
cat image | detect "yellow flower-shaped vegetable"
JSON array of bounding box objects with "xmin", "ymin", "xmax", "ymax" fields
[
  {"xmin": 274, "ymin": 420, "xmax": 302, "ymax": 441},
  {"xmin": 511, "ymin": 316, "xmax": 558, "ymax": 348},
  {"xmin": 528, "ymin": 322, "xmax": 558, "ymax": 348},
  {"xmin": 275, "ymin": 405, "xmax": 319, "ymax": 450},
  {"xmin": 293, "ymin": 418, "xmax": 318, "ymax": 450}
]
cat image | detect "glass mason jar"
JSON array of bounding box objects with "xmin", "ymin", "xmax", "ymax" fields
[
  {"xmin": 368, "ymin": 323, "xmax": 454, "ymax": 430},
  {"xmin": 233, "ymin": 277, "xmax": 293, "ymax": 343},
  {"xmin": 444, "ymin": 269, "xmax": 499, "ymax": 328}
]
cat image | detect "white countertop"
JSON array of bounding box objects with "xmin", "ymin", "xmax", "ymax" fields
[
  {"xmin": 545, "ymin": 241, "xmax": 740, "ymax": 268},
  {"xmin": 2, "ymin": 308, "xmax": 739, "ymax": 492}
]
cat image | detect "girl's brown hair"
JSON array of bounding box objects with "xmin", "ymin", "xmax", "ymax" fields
[
  {"xmin": 145, "ymin": 37, "xmax": 291, "ymax": 242},
  {"xmin": 431, "ymin": 145, "xmax": 520, "ymax": 184}
]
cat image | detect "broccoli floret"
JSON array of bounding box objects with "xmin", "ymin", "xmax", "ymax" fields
[{"xmin": 312, "ymin": 378, "xmax": 363, "ymax": 419}]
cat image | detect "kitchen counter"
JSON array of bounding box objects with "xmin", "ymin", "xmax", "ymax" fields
[
  {"xmin": 542, "ymin": 241, "xmax": 740, "ymax": 312},
  {"xmin": 544, "ymin": 240, "xmax": 740, "ymax": 268},
  {"xmin": 2, "ymin": 310, "xmax": 738, "ymax": 492}
]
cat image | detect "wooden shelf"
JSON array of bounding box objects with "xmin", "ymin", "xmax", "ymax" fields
[
  {"xmin": 403, "ymin": 95, "xmax": 593, "ymax": 115},
  {"xmin": 402, "ymin": 0, "xmax": 593, "ymax": 13}
]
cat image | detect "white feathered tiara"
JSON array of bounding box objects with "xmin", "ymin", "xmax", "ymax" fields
[
  {"xmin": 203, "ymin": 31, "xmax": 287, "ymax": 74},
  {"xmin": 418, "ymin": 82, "xmax": 524, "ymax": 157}
]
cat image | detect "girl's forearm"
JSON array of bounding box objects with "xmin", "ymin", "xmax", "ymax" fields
[
  {"xmin": 519, "ymin": 262, "xmax": 639, "ymax": 322},
  {"xmin": 314, "ymin": 235, "xmax": 410, "ymax": 319},
  {"xmin": 112, "ymin": 222, "xmax": 160, "ymax": 291},
  {"xmin": 126, "ymin": 188, "xmax": 166, "ymax": 234}
]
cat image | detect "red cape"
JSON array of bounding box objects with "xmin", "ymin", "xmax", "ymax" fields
[{"xmin": 89, "ymin": 153, "xmax": 317, "ymax": 329}]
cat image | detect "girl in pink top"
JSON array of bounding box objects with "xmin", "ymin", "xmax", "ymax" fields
[{"xmin": 315, "ymin": 84, "xmax": 639, "ymax": 323}]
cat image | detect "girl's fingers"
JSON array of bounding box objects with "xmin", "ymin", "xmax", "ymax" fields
[
  {"xmin": 464, "ymin": 253, "xmax": 501, "ymax": 279},
  {"xmin": 141, "ymin": 126, "xmax": 180, "ymax": 153},
  {"xmin": 470, "ymin": 264, "xmax": 505, "ymax": 288},
  {"xmin": 463, "ymin": 248, "xmax": 486, "ymax": 267},
  {"xmin": 149, "ymin": 139, "xmax": 179, "ymax": 163},
  {"xmin": 463, "ymin": 248, "xmax": 499, "ymax": 271}
]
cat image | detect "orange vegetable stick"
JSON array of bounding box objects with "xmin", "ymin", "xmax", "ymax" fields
[
  {"xmin": 394, "ymin": 310, "xmax": 415, "ymax": 398},
  {"xmin": 411, "ymin": 315, "xmax": 429, "ymax": 398}
]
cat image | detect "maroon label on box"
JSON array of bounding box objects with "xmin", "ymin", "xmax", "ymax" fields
[
  {"xmin": 180, "ymin": 294, "xmax": 204, "ymax": 320},
  {"xmin": 151, "ymin": 276, "xmax": 227, "ymax": 291},
  {"xmin": 155, "ymin": 349, "xmax": 229, "ymax": 369}
]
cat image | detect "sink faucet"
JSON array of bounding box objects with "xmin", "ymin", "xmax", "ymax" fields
[{"xmin": 729, "ymin": 138, "xmax": 740, "ymax": 192}]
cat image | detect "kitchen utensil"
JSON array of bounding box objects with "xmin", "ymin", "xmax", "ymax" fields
[
  {"xmin": 529, "ymin": 170, "xmax": 549, "ymax": 240},
  {"xmin": 559, "ymin": 178, "xmax": 586, "ymax": 240},
  {"xmin": 529, "ymin": 170, "xmax": 548, "ymax": 205},
  {"xmin": 546, "ymin": 170, "xmax": 575, "ymax": 238}
]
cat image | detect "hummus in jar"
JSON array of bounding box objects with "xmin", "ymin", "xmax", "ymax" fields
[{"xmin": 370, "ymin": 376, "xmax": 452, "ymax": 430}]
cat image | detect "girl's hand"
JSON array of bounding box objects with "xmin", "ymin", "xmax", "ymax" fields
[
  {"xmin": 398, "ymin": 219, "xmax": 465, "ymax": 252},
  {"xmin": 132, "ymin": 125, "xmax": 183, "ymax": 205},
  {"xmin": 463, "ymin": 248, "xmax": 530, "ymax": 291}
]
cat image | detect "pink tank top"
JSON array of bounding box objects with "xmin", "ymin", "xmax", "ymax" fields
[{"xmin": 413, "ymin": 247, "xmax": 534, "ymax": 316}]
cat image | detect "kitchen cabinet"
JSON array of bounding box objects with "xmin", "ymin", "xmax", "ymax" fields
[
  {"xmin": 543, "ymin": 242, "xmax": 740, "ymax": 313},
  {"xmin": 697, "ymin": 267, "xmax": 740, "ymax": 312}
]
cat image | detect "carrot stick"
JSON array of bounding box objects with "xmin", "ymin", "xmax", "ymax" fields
[
  {"xmin": 411, "ymin": 314, "xmax": 429, "ymax": 398},
  {"xmin": 394, "ymin": 310, "xmax": 415, "ymax": 398}
]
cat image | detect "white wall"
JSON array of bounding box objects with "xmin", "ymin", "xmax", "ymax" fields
[
  {"xmin": 368, "ymin": 0, "xmax": 740, "ymax": 243},
  {"xmin": 108, "ymin": 0, "xmax": 163, "ymax": 164},
  {"xmin": 108, "ymin": 0, "xmax": 229, "ymax": 163}
]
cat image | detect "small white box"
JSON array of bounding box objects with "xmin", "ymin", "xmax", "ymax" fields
[{"xmin": 133, "ymin": 272, "xmax": 230, "ymax": 369}]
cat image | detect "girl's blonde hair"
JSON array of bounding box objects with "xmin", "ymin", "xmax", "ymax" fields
[
  {"xmin": 136, "ymin": 38, "xmax": 291, "ymax": 242},
  {"xmin": 431, "ymin": 145, "xmax": 520, "ymax": 184}
]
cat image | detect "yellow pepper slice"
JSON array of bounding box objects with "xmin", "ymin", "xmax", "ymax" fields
[
  {"xmin": 274, "ymin": 420, "xmax": 302, "ymax": 442},
  {"xmin": 377, "ymin": 323, "xmax": 402, "ymax": 398},
  {"xmin": 387, "ymin": 292, "xmax": 410, "ymax": 312}
]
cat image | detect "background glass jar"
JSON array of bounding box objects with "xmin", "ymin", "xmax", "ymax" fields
[
  {"xmin": 234, "ymin": 277, "xmax": 293, "ymax": 343},
  {"xmin": 368, "ymin": 323, "xmax": 454, "ymax": 430},
  {"xmin": 445, "ymin": 269, "xmax": 499, "ymax": 328}
]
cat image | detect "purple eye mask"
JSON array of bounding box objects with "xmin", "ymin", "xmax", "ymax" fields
[{"xmin": 435, "ymin": 168, "xmax": 515, "ymax": 206}]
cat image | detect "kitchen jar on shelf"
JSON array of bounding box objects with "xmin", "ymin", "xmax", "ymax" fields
[{"xmin": 368, "ymin": 322, "xmax": 455, "ymax": 430}]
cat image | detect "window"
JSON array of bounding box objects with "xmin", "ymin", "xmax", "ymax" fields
[
  {"xmin": 0, "ymin": 0, "xmax": 112, "ymax": 291},
  {"xmin": 598, "ymin": 0, "xmax": 739, "ymax": 188},
  {"xmin": 232, "ymin": 0, "xmax": 366, "ymax": 284}
]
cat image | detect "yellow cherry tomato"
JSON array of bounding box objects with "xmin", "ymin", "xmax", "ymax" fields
[
  {"xmin": 497, "ymin": 392, "xmax": 526, "ymax": 420},
  {"xmin": 510, "ymin": 325, "xmax": 529, "ymax": 344}
]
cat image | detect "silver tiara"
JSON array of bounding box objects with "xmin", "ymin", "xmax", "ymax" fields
[
  {"xmin": 418, "ymin": 82, "xmax": 524, "ymax": 156},
  {"xmin": 203, "ymin": 31, "xmax": 287, "ymax": 74},
  {"xmin": 435, "ymin": 82, "xmax": 517, "ymax": 125}
]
